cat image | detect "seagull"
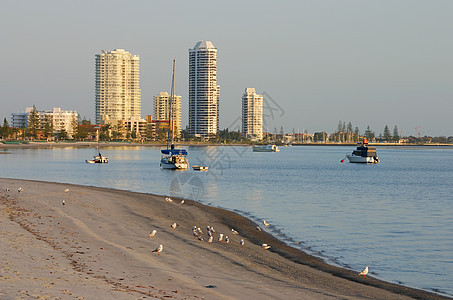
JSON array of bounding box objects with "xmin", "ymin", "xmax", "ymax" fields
[
  {"xmin": 262, "ymin": 243, "xmax": 271, "ymax": 250},
  {"xmin": 208, "ymin": 236, "xmax": 213, "ymax": 244},
  {"xmin": 256, "ymin": 226, "xmax": 262, "ymax": 232},
  {"xmin": 210, "ymin": 227, "xmax": 215, "ymax": 233},
  {"xmin": 165, "ymin": 197, "xmax": 173, "ymax": 203},
  {"xmin": 62, "ymin": 200, "xmax": 65, "ymax": 206},
  {"xmin": 6, "ymin": 188, "xmax": 10, "ymax": 192},
  {"xmin": 152, "ymin": 244, "xmax": 163, "ymax": 255},
  {"xmin": 180, "ymin": 199, "xmax": 184, "ymax": 204},
  {"xmin": 231, "ymin": 229, "xmax": 239, "ymax": 235},
  {"xmin": 206, "ymin": 225, "xmax": 211, "ymax": 232},
  {"xmin": 263, "ymin": 220, "xmax": 270, "ymax": 227},
  {"xmin": 225, "ymin": 236, "xmax": 230, "ymax": 244},
  {"xmin": 207, "ymin": 231, "xmax": 212, "ymax": 237},
  {"xmin": 64, "ymin": 188, "xmax": 70, "ymax": 192},
  {"xmin": 17, "ymin": 187, "xmax": 23, "ymax": 192},
  {"xmin": 171, "ymin": 222, "xmax": 178, "ymax": 229},
  {"xmin": 358, "ymin": 266, "xmax": 369, "ymax": 277},
  {"xmin": 240, "ymin": 239, "xmax": 245, "ymax": 246},
  {"xmin": 149, "ymin": 230, "xmax": 157, "ymax": 238},
  {"xmin": 218, "ymin": 233, "xmax": 224, "ymax": 242}
]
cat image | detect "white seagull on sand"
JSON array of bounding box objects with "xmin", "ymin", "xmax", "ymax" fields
[
  {"xmin": 171, "ymin": 222, "xmax": 178, "ymax": 229},
  {"xmin": 208, "ymin": 236, "xmax": 213, "ymax": 244},
  {"xmin": 152, "ymin": 244, "xmax": 163, "ymax": 255},
  {"xmin": 225, "ymin": 236, "xmax": 230, "ymax": 244},
  {"xmin": 17, "ymin": 187, "xmax": 23, "ymax": 192},
  {"xmin": 256, "ymin": 226, "xmax": 262, "ymax": 231},
  {"xmin": 218, "ymin": 233, "xmax": 224, "ymax": 242},
  {"xmin": 64, "ymin": 188, "xmax": 70, "ymax": 192},
  {"xmin": 165, "ymin": 197, "xmax": 173, "ymax": 203},
  {"xmin": 263, "ymin": 220, "xmax": 270, "ymax": 227},
  {"xmin": 149, "ymin": 230, "xmax": 157, "ymax": 238},
  {"xmin": 262, "ymin": 243, "xmax": 271, "ymax": 250},
  {"xmin": 358, "ymin": 266, "xmax": 369, "ymax": 277},
  {"xmin": 62, "ymin": 200, "xmax": 65, "ymax": 205},
  {"xmin": 240, "ymin": 239, "xmax": 245, "ymax": 246},
  {"xmin": 180, "ymin": 199, "xmax": 184, "ymax": 204},
  {"xmin": 231, "ymin": 229, "xmax": 239, "ymax": 235}
]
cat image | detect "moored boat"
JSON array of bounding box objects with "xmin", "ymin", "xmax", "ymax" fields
[
  {"xmin": 160, "ymin": 146, "xmax": 189, "ymax": 169},
  {"xmin": 252, "ymin": 144, "xmax": 280, "ymax": 152},
  {"xmin": 86, "ymin": 153, "xmax": 108, "ymax": 164},
  {"xmin": 192, "ymin": 165, "xmax": 208, "ymax": 171},
  {"xmin": 346, "ymin": 139, "xmax": 379, "ymax": 163}
]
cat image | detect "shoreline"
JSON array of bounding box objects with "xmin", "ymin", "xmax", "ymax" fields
[
  {"xmin": 0, "ymin": 178, "xmax": 449, "ymax": 299},
  {"xmin": 1, "ymin": 141, "xmax": 453, "ymax": 150}
]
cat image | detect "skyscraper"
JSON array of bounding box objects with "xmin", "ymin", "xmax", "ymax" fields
[
  {"xmin": 153, "ymin": 92, "xmax": 182, "ymax": 138},
  {"xmin": 188, "ymin": 41, "xmax": 219, "ymax": 137},
  {"xmin": 95, "ymin": 49, "xmax": 141, "ymax": 125},
  {"xmin": 242, "ymin": 88, "xmax": 263, "ymax": 140}
]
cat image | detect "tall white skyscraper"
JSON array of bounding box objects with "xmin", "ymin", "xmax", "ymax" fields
[
  {"xmin": 188, "ymin": 41, "xmax": 219, "ymax": 137},
  {"xmin": 153, "ymin": 92, "xmax": 182, "ymax": 138},
  {"xmin": 95, "ymin": 49, "xmax": 141, "ymax": 125},
  {"xmin": 242, "ymin": 88, "xmax": 263, "ymax": 140}
]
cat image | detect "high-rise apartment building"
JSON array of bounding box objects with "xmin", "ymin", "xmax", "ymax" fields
[
  {"xmin": 188, "ymin": 41, "xmax": 219, "ymax": 137},
  {"xmin": 242, "ymin": 88, "xmax": 263, "ymax": 140},
  {"xmin": 95, "ymin": 49, "xmax": 141, "ymax": 125},
  {"xmin": 153, "ymin": 92, "xmax": 182, "ymax": 138}
]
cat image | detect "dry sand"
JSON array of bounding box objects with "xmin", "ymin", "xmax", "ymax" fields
[{"xmin": 0, "ymin": 178, "xmax": 447, "ymax": 299}]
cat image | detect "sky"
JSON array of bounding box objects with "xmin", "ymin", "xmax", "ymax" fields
[{"xmin": 1, "ymin": 0, "xmax": 452, "ymax": 137}]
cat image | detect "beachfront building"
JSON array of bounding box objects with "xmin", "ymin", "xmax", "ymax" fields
[
  {"xmin": 242, "ymin": 88, "xmax": 263, "ymax": 140},
  {"xmin": 11, "ymin": 107, "xmax": 78, "ymax": 138},
  {"xmin": 95, "ymin": 49, "xmax": 141, "ymax": 126},
  {"xmin": 153, "ymin": 92, "xmax": 182, "ymax": 138},
  {"xmin": 188, "ymin": 40, "xmax": 220, "ymax": 138}
]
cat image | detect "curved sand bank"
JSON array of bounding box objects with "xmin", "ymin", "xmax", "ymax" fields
[{"xmin": 0, "ymin": 178, "xmax": 447, "ymax": 299}]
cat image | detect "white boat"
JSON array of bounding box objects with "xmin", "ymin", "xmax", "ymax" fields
[
  {"xmin": 252, "ymin": 144, "xmax": 280, "ymax": 152},
  {"xmin": 86, "ymin": 153, "xmax": 108, "ymax": 164},
  {"xmin": 160, "ymin": 60, "xmax": 189, "ymax": 170},
  {"xmin": 346, "ymin": 139, "xmax": 379, "ymax": 163},
  {"xmin": 192, "ymin": 165, "xmax": 208, "ymax": 171},
  {"xmin": 160, "ymin": 146, "xmax": 189, "ymax": 169}
]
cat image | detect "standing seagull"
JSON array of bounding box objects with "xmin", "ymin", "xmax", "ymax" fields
[
  {"xmin": 64, "ymin": 188, "xmax": 70, "ymax": 192},
  {"xmin": 153, "ymin": 244, "xmax": 163, "ymax": 255},
  {"xmin": 17, "ymin": 187, "xmax": 23, "ymax": 192},
  {"xmin": 240, "ymin": 239, "xmax": 245, "ymax": 246},
  {"xmin": 149, "ymin": 230, "xmax": 157, "ymax": 238},
  {"xmin": 358, "ymin": 266, "xmax": 369, "ymax": 277},
  {"xmin": 62, "ymin": 200, "xmax": 65, "ymax": 206},
  {"xmin": 218, "ymin": 233, "xmax": 224, "ymax": 242},
  {"xmin": 263, "ymin": 220, "xmax": 270, "ymax": 227},
  {"xmin": 225, "ymin": 236, "xmax": 230, "ymax": 244}
]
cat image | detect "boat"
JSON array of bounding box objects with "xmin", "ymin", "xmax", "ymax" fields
[
  {"xmin": 192, "ymin": 165, "xmax": 208, "ymax": 171},
  {"xmin": 160, "ymin": 60, "xmax": 189, "ymax": 170},
  {"xmin": 346, "ymin": 139, "xmax": 379, "ymax": 163},
  {"xmin": 86, "ymin": 153, "xmax": 108, "ymax": 164},
  {"xmin": 252, "ymin": 144, "xmax": 280, "ymax": 152}
]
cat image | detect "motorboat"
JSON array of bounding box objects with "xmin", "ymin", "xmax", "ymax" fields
[
  {"xmin": 160, "ymin": 146, "xmax": 189, "ymax": 169},
  {"xmin": 252, "ymin": 144, "xmax": 280, "ymax": 152},
  {"xmin": 346, "ymin": 139, "xmax": 379, "ymax": 163},
  {"xmin": 86, "ymin": 153, "xmax": 108, "ymax": 164}
]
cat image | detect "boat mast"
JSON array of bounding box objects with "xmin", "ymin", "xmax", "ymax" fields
[{"xmin": 167, "ymin": 59, "xmax": 176, "ymax": 150}]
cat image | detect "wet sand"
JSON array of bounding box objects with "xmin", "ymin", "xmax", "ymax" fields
[{"xmin": 0, "ymin": 178, "xmax": 447, "ymax": 299}]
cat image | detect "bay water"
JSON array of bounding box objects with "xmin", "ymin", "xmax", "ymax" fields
[{"xmin": 1, "ymin": 145, "xmax": 452, "ymax": 296}]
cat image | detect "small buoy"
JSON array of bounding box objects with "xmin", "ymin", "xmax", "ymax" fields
[{"xmin": 340, "ymin": 159, "xmax": 345, "ymax": 163}]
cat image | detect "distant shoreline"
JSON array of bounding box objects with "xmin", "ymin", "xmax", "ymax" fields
[{"xmin": 1, "ymin": 141, "xmax": 453, "ymax": 149}]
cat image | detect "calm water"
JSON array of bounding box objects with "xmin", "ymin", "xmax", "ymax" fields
[{"xmin": 1, "ymin": 145, "xmax": 452, "ymax": 296}]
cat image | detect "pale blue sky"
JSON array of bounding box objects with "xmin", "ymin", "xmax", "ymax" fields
[{"xmin": 1, "ymin": 0, "xmax": 452, "ymax": 136}]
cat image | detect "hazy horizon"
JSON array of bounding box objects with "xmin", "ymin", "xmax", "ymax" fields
[{"xmin": 1, "ymin": 1, "xmax": 452, "ymax": 136}]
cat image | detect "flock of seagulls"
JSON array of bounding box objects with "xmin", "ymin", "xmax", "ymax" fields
[{"xmin": 6, "ymin": 189, "xmax": 370, "ymax": 277}]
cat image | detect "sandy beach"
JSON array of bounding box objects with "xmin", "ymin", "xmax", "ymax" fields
[{"xmin": 0, "ymin": 178, "xmax": 447, "ymax": 299}]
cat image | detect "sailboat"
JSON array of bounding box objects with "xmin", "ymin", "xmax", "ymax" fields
[{"xmin": 160, "ymin": 60, "xmax": 189, "ymax": 170}]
